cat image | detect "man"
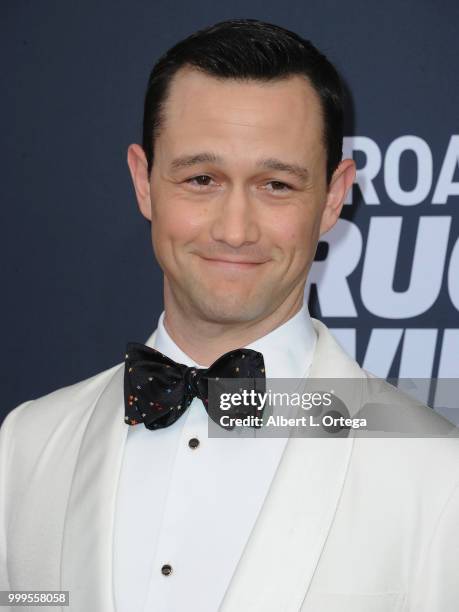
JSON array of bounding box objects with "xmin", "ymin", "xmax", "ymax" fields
[{"xmin": 1, "ymin": 18, "xmax": 458, "ymax": 612}]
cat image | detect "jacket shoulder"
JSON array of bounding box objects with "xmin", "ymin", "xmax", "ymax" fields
[
  {"xmin": 1, "ymin": 361, "xmax": 124, "ymax": 448},
  {"xmin": 359, "ymin": 370, "xmax": 458, "ymax": 437}
]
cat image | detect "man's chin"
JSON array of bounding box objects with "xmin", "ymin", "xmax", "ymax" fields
[{"xmin": 190, "ymin": 294, "xmax": 268, "ymax": 325}]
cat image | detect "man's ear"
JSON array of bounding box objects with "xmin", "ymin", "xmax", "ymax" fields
[
  {"xmin": 319, "ymin": 158, "xmax": 356, "ymax": 236},
  {"xmin": 127, "ymin": 143, "xmax": 152, "ymax": 221}
]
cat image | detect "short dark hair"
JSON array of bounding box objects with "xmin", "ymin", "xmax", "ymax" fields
[{"xmin": 142, "ymin": 18, "xmax": 344, "ymax": 185}]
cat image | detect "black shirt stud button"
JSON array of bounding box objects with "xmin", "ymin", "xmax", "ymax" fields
[
  {"xmin": 161, "ymin": 564, "xmax": 173, "ymax": 576},
  {"xmin": 188, "ymin": 437, "xmax": 200, "ymax": 449}
]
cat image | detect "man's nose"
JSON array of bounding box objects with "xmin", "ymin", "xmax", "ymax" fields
[{"xmin": 209, "ymin": 185, "xmax": 260, "ymax": 247}]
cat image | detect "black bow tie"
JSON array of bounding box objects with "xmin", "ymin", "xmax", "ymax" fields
[{"xmin": 124, "ymin": 343, "xmax": 266, "ymax": 430}]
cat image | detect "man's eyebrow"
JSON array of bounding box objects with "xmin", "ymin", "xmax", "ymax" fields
[
  {"xmin": 170, "ymin": 152, "xmax": 223, "ymax": 171},
  {"xmin": 257, "ymin": 158, "xmax": 310, "ymax": 182},
  {"xmin": 169, "ymin": 152, "xmax": 310, "ymax": 182}
]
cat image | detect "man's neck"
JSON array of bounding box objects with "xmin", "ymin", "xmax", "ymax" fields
[{"xmin": 162, "ymin": 290, "xmax": 305, "ymax": 367}]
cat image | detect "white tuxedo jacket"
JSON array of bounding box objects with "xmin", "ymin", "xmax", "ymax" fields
[{"xmin": 1, "ymin": 318, "xmax": 459, "ymax": 612}]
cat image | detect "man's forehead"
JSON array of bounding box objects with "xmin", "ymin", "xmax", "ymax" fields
[
  {"xmin": 154, "ymin": 66, "xmax": 326, "ymax": 172},
  {"xmin": 163, "ymin": 65, "xmax": 322, "ymax": 118}
]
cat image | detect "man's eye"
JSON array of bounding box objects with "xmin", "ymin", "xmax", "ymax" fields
[
  {"xmin": 265, "ymin": 181, "xmax": 292, "ymax": 193},
  {"xmin": 186, "ymin": 175, "xmax": 214, "ymax": 187}
]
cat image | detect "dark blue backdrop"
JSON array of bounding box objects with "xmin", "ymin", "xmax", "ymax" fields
[{"xmin": 2, "ymin": 0, "xmax": 458, "ymax": 423}]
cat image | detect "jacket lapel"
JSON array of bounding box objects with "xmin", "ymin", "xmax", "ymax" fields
[
  {"xmin": 219, "ymin": 318, "xmax": 363, "ymax": 612},
  {"xmin": 60, "ymin": 330, "xmax": 157, "ymax": 611}
]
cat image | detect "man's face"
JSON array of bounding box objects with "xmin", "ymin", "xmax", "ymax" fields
[{"xmin": 130, "ymin": 66, "xmax": 353, "ymax": 324}]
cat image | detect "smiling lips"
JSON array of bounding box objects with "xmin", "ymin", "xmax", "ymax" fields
[{"xmin": 199, "ymin": 256, "xmax": 267, "ymax": 270}]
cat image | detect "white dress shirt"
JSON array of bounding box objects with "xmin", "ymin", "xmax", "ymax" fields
[{"xmin": 113, "ymin": 302, "xmax": 317, "ymax": 612}]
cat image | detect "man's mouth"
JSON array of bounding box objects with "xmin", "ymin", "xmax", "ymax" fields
[{"xmin": 199, "ymin": 255, "xmax": 267, "ymax": 270}]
